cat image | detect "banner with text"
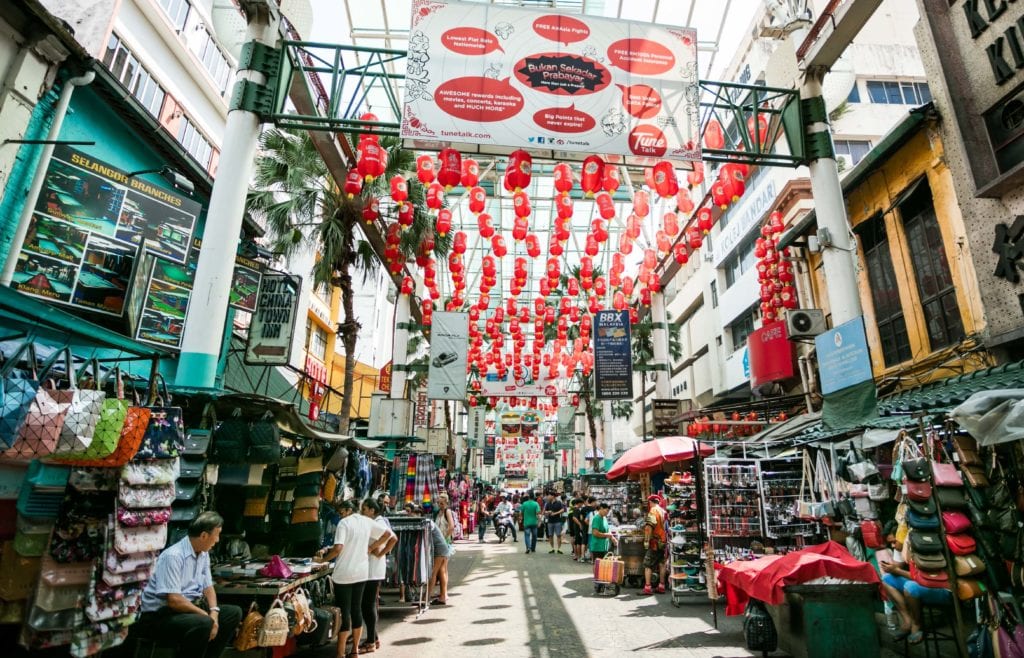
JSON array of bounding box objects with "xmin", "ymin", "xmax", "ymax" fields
[
  {"xmin": 594, "ymin": 310, "xmax": 633, "ymax": 400},
  {"xmin": 427, "ymin": 312, "xmax": 469, "ymax": 400},
  {"xmin": 401, "ymin": 0, "xmax": 700, "ymax": 164}
]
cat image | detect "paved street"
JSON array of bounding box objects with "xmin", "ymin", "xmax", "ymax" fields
[{"xmin": 374, "ymin": 537, "xmax": 758, "ymax": 658}]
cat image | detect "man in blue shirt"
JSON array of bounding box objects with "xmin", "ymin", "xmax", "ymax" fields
[{"xmin": 137, "ymin": 512, "xmax": 241, "ymax": 657}]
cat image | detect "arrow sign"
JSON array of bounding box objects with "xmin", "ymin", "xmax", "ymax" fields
[{"xmin": 245, "ymin": 272, "xmax": 302, "ymax": 365}]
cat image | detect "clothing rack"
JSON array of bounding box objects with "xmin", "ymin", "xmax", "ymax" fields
[{"xmin": 380, "ymin": 515, "xmax": 434, "ymax": 617}]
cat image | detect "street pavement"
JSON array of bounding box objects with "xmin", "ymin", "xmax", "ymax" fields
[{"xmin": 373, "ymin": 536, "xmax": 762, "ymax": 658}]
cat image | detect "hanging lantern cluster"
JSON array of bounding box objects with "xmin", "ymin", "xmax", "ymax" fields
[
  {"xmin": 356, "ymin": 113, "xmax": 386, "ymax": 183},
  {"xmin": 755, "ymin": 211, "xmax": 797, "ymax": 323}
]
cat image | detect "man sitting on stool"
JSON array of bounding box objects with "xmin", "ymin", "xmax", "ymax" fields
[{"xmin": 136, "ymin": 512, "xmax": 242, "ymax": 657}]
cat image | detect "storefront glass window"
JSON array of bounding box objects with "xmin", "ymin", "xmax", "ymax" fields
[
  {"xmin": 158, "ymin": 0, "xmax": 191, "ymax": 31},
  {"xmin": 899, "ymin": 180, "xmax": 965, "ymax": 350},
  {"xmin": 102, "ymin": 34, "xmax": 167, "ymax": 118},
  {"xmin": 857, "ymin": 215, "xmax": 912, "ymax": 366}
]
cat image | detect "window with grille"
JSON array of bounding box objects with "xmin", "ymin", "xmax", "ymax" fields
[
  {"xmin": 899, "ymin": 179, "xmax": 964, "ymax": 350},
  {"xmin": 866, "ymin": 80, "xmax": 931, "ymax": 105},
  {"xmin": 102, "ymin": 34, "xmax": 167, "ymax": 118},
  {"xmin": 176, "ymin": 116, "xmax": 214, "ymax": 168},
  {"xmin": 857, "ymin": 214, "xmax": 912, "ymax": 367},
  {"xmin": 184, "ymin": 11, "xmax": 233, "ymax": 93}
]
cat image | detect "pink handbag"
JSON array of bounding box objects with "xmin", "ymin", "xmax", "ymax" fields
[
  {"xmin": 258, "ymin": 555, "xmax": 293, "ymax": 579},
  {"xmin": 931, "ymin": 461, "xmax": 963, "ymax": 487},
  {"xmin": 942, "ymin": 510, "xmax": 971, "ymax": 534}
]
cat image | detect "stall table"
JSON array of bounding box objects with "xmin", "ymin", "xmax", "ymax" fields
[{"xmin": 214, "ymin": 564, "xmax": 332, "ymax": 597}]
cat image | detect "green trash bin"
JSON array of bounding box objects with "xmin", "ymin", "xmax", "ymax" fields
[{"xmin": 766, "ymin": 583, "xmax": 880, "ymax": 658}]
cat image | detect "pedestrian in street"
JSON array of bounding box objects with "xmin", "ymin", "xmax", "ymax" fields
[
  {"xmin": 315, "ymin": 500, "xmax": 389, "ymax": 658},
  {"xmin": 519, "ymin": 492, "xmax": 541, "ymax": 553},
  {"xmin": 494, "ymin": 494, "xmax": 517, "ymax": 542},
  {"xmin": 434, "ymin": 493, "xmax": 456, "ymax": 544},
  {"xmin": 569, "ymin": 498, "xmax": 587, "ymax": 561},
  {"xmin": 545, "ymin": 492, "xmax": 566, "ymax": 554},
  {"xmin": 417, "ymin": 505, "xmax": 454, "ymax": 606},
  {"xmin": 476, "ymin": 496, "xmax": 490, "ymax": 542},
  {"xmin": 589, "ymin": 503, "xmax": 616, "ymax": 561},
  {"xmin": 642, "ymin": 495, "xmax": 668, "ymax": 595},
  {"xmin": 360, "ymin": 499, "xmax": 396, "ymax": 654}
]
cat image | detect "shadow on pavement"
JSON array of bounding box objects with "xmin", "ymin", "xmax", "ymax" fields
[
  {"xmin": 515, "ymin": 561, "xmax": 589, "ymax": 657},
  {"xmin": 391, "ymin": 636, "xmax": 434, "ymax": 646},
  {"xmin": 463, "ymin": 637, "xmax": 506, "ymax": 646},
  {"xmin": 472, "ymin": 617, "xmax": 505, "ymax": 624}
]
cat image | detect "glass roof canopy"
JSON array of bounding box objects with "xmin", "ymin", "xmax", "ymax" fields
[{"xmin": 300, "ymin": 0, "xmax": 766, "ymax": 357}]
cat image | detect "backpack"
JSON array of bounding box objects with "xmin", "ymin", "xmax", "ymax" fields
[
  {"xmin": 743, "ymin": 600, "xmax": 779, "ymax": 652},
  {"xmin": 234, "ymin": 602, "xmax": 263, "ymax": 652},
  {"xmin": 257, "ymin": 598, "xmax": 290, "ymax": 647}
]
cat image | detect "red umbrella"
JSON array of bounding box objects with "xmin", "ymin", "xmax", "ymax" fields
[{"xmin": 605, "ymin": 436, "xmax": 715, "ymax": 481}]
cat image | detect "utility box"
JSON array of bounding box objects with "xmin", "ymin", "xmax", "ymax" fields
[{"xmin": 766, "ymin": 584, "xmax": 880, "ymax": 658}]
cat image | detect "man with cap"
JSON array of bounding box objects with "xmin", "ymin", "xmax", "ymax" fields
[{"xmin": 642, "ymin": 494, "xmax": 668, "ymax": 595}]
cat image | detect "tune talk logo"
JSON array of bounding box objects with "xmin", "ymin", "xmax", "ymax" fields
[{"xmin": 628, "ymin": 124, "xmax": 667, "ymax": 157}]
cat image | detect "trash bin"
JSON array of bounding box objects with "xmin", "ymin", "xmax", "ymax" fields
[{"xmin": 765, "ymin": 583, "xmax": 880, "ymax": 658}]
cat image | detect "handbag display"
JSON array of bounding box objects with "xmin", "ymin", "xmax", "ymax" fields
[
  {"xmin": 55, "ymin": 366, "xmax": 127, "ymax": 463},
  {"xmin": 957, "ymin": 578, "xmax": 985, "ymax": 601},
  {"xmin": 912, "ymin": 550, "xmax": 947, "ymax": 571},
  {"xmin": 953, "ymin": 435, "xmax": 982, "ymax": 466},
  {"xmin": 258, "ymin": 598, "xmax": 290, "ymax": 647},
  {"xmin": 116, "ymin": 506, "xmax": 171, "ymax": 527},
  {"xmin": 796, "ymin": 451, "xmax": 834, "ymax": 521},
  {"xmin": 40, "ymin": 554, "xmax": 93, "ymax": 587},
  {"xmin": 936, "ymin": 487, "xmax": 968, "ymax": 510},
  {"xmin": 954, "ymin": 553, "xmax": 986, "ymax": 577},
  {"xmin": 104, "ymin": 547, "xmax": 156, "ymax": 575},
  {"xmin": 860, "ymin": 519, "xmax": 884, "ymax": 548},
  {"xmin": 134, "ymin": 376, "xmax": 183, "ymax": 460},
  {"xmin": 182, "ymin": 430, "xmax": 211, "ymax": 457},
  {"xmin": 212, "ymin": 408, "xmax": 248, "ymax": 463},
  {"xmin": 235, "ymin": 602, "xmax": 264, "ymax": 651},
  {"xmin": 947, "ymin": 533, "xmax": 977, "ymax": 555},
  {"xmin": 904, "ymin": 479, "xmax": 932, "ymax": 502},
  {"xmin": 907, "ymin": 509, "xmax": 940, "ymax": 530},
  {"xmin": 932, "ymin": 460, "xmax": 963, "ymax": 487},
  {"xmin": 909, "ymin": 531, "xmax": 944, "ymax": 554},
  {"xmin": 903, "ymin": 458, "xmax": 931, "ymax": 482},
  {"xmin": 118, "ymin": 483, "xmax": 175, "ymax": 509},
  {"xmin": 248, "ymin": 413, "xmax": 281, "ymax": 464},
  {"xmin": 114, "ymin": 522, "xmax": 167, "ymax": 555},
  {"xmin": 53, "ymin": 352, "xmax": 106, "ymax": 455},
  {"xmin": 0, "ymin": 342, "xmax": 42, "ymax": 449},
  {"xmin": 942, "ymin": 510, "xmax": 972, "ymax": 534},
  {"xmin": 121, "ymin": 459, "xmax": 179, "ymax": 485},
  {"xmin": 910, "ymin": 562, "xmax": 949, "ymax": 588}
]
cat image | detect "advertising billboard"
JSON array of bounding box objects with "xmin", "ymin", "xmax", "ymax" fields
[
  {"xmin": 401, "ymin": 0, "xmax": 700, "ymax": 164},
  {"xmin": 427, "ymin": 312, "xmax": 469, "ymax": 400},
  {"xmin": 594, "ymin": 310, "xmax": 633, "ymax": 400}
]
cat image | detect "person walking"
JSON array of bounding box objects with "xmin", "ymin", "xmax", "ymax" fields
[
  {"xmin": 476, "ymin": 496, "xmax": 490, "ymax": 542},
  {"xmin": 315, "ymin": 500, "xmax": 389, "ymax": 658},
  {"xmin": 545, "ymin": 492, "xmax": 566, "ymax": 554},
  {"xmin": 360, "ymin": 499, "xmax": 396, "ymax": 654},
  {"xmin": 589, "ymin": 503, "xmax": 616, "ymax": 561},
  {"xmin": 416, "ymin": 505, "xmax": 454, "ymax": 605},
  {"xmin": 519, "ymin": 492, "xmax": 541, "ymax": 554}
]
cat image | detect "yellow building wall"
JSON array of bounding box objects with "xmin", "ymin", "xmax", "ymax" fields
[{"xmin": 806, "ymin": 126, "xmax": 989, "ymax": 388}]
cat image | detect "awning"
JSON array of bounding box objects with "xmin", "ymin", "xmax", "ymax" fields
[
  {"xmin": 213, "ymin": 393, "xmax": 353, "ymax": 444},
  {"xmin": 951, "ymin": 390, "xmax": 1024, "ymax": 446},
  {"xmin": 746, "ymin": 410, "xmax": 822, "ymax": 444},
  {"xmin": 878, "ymin": 360, "xmax": 1024, "ymax": 414}
]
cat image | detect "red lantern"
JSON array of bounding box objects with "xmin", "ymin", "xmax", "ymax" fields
[
  {"xmin": 400, "ymin": 276, "xmax": 414, "ymax": 295},
  {"xmin": 748, "ymin": 112, "xmax": 769, "ymax": 148},
  {"xmin": 626, "ymin": 214, "xmax": 642, "ymax": 240},
  {"xmin": 344, "ymin": 169, "xmax": 363, "ymax": 198},
  {"xmin": 549, "ymin": 236, "xmax": 564, "ymax": 257},
  {"xmin": 436, "ymin": 208, "xmax": 452, "ymax": 236},
  {"xmin": 426, "ymin": 182, "xmax": 445, "ymax": 210},
  {"xmin": 711, "ymin": 181, "xmax": 729, "ymax": 209},
  {"xmin": 356, "ymin": 141, "xmax": 386, "ymax": 182},
  {"xmin": 595, "ymin": 191, "xmax": 616, "ymax": 220},
  {"xmin": 491, "ymin": 234, "xmax": 507, "ymax": 257},
  {"xmin": 398, "ymin": 202, "xmax": 415, "ymax": 228},
  {"xmin": 580, "ymin": 155, "xmax": 604, "ymax": 197},
  {"xmin": 613, "ymin": 291, "xmax": 626, "ymax": 310},
  {"xmin": 686, "ymin": 161, "xmax": 705, "ymax": 188},
  {"xmin": 594, "ymin": 276, "xmax": 607, "ymax": 296},
  {"xmin": 643, "ymin": 248, "xmax": 657, "ymax": 270},
  {"xmin": 704, "ymin": 119, "xmax": 725, "ymax": 150},
  {"xmin": 524, "ymin": 233, "xmax": 540, "ymax": 258},
  {"xmin": 584, "ymin": 234, "xmax": 599, "ymax": 257},
  {"xmin": 416, "ymin": 154, "xmax": 436, "ymax": 184},
  {"xmin": 697, "ymin": 207, "xmax": 713, "ymax": 234},
  {"xmin": 567, "ymin": 278, "xmax": 580, "ymax": 296},
  {"xmin": 504, "ymin": 149, "xmax": 532, "ymax": 192},
  {"xmin": 640, "ymin": 288, "xmax": 652, "ymax": 306},
  {"xmin": 390, "ymin": 175, "xmax": 408, "ymax": 206},
  {"xmin": 676, "ymin": 188, "xmax": 694, "ymax": 215},
  {"xmin": 643, "ymin": 166, "xmax": 656, "ymax": 190},
  {"xmin": 461, "ymin": 158, "xmax": 480, "ymax": 188},
  {"xmin": 591, "ymin": 219, "xmax": 609, "ymax": 243},
  {"xmin": 421, "ymin": 300, "xmax": 433, "ymax": 325},
  {"xmin": 556, "ymin": 194, "xmax": 574, "ymax": 219},
  {"xmin": 452, "ymin": 231, "xmax": 467, "ymax": 255},
  {"xmin": 663, "ymin": 212, "xmax": 679, "ymax": 237},
  {"xmin": 512, "ymin": 215, "xmax": 529, "ymax": 241},
  {"xmin": 477, "ymin": 213, "xmax": 495, "ymax": 239},
  {"xmin": 673, "ymin": 243, "xmax": 689, "ymax": 265},
  {"xmin": 361, "ymin": 197, "xmax": 379, "ymax": 224},
  {"xmin": 632, "ymin": 190, "xmax": 650, "ymax": 218},
  {"xmin": 618, "ymin": 231, "xmax": 634, "ymax": 255},
  {"xmin": 437, "ymin": 148, "xmax": 461, "ymax": 190},
  {"xmin": 656, "ymin": 230, "xmax": 671, "ymax": 254},
  {"xmin": 513, "ymin": 190, "xmax": 531, "ymax": 218},
  {"xmin": 687, "ymin": 226, "xmax": 703, "ymax": 250},
  {"xmin": 622, "ymin": 276, "xmax": 634, "ymax": 296},
  {"xmin": 652, "ymin": 160, "xmax": 679, "ymax": 199},
  {"xmin": 468, "ymin": 186, "xmax": 486, "ymax": 215},
  {"xmin": 603, "ymin": 166, "xmax": 620, "ymax": 193},
  {"xmin": 553, "ymin": 162, "xmax": 574, "ymax": 195}
]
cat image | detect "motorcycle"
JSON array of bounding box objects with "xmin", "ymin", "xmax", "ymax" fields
[{"xmin": 494, "ymin": 511, "xmax": 514, "ymax": 543}]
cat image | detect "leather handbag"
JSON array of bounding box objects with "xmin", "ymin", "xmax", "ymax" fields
[
  {"xmin": 248, "ymin": 413, "xmax": 281, "ymax": 464},
  {"xmin": 957, "ymin": 578, "xmax": 985, "ymax": 601},
  {"xmin": 936, "ymin": 487, "xmax": 968, "ymax": 510},
  {"xmin": 298, "ymin": 455, "xmax": 323, "ymax": 476},
  {"xmin": 212, "ymin": 408, "xmax": 248, "ymax": 463},
  {"xmin": 953, "ymin": 435, "xmax": 981, "ymax": 466},
  {"xmin": 909, "ymin": 531, "xmax": 944, "ymax": 554},
  {"xmin": 53, "ymin": 353, "xmax": 106, "ymax": 455},
  {"xmin": 932, "ymin": 460, "xmax": 963, "ymax": 487},
  {"xmin": 990, "ymin": 480, "xmax": 1014, "ymax": 509},
  {"xmin": 908, "ymin": 498, "xmax": 936, "ymax": 515},
  {"xmin": 235, "ymin": 602, "xmax": 264, "ymax": 651},
  {"xmin": 904, "ymin": 479, "xmax": 932, "ymax": 502},
  {"xmin": 903, "ymin": 458, "xmax": 931, "ymax": 482},
  {"xmin": 942, "ymin": 510, "xmax": 972, "ymax": 534},
  {"xmin": 912, "ymin": 550, "xmax": 947, "ymax": 571},
  {"xmin": 0, "ymin": 342, "xmax": 42, "ymax": 449},
  {"xmin": 291, "ymin": 506, "xmax": 319, "ymax": 525},
  {"xmin": 114, "ymin": 522, "xmax": 167, "ymax": 555},
  {"xmin": 179, "ymin": 459, "xmax": 205, "ymax": 480},
  {"xmin": 963, "ymin": 465, "xmax": 990, "ymax": 489},
  {"xmin": 171, "ymin": 500, "xmax": 200, "ymax": 523},
  {"xmin": 947, "ymin": 533, "xmax": 978, "ymax": 555},
  {"xmin": 39, "ymin": 554, "xmax": 92, "ymax": 587},
  {"xmin": 258, "ymin": 599, "xmax": 290, "ymax": 647},
  {"xmin": 910, "ymin": 562, "xmax": 949, "ymax": 588},
  {"xmin": 183, "ymin": 430, "xmax": 211, "ymax": 457},
  {"xmin": 907, "ymin": 509, "xmax": 940, "ymax": 530},
  {"xmin": 989, "ymin": 506, "xmax": 1019, "ymax": 534},
  {"xmin": 954, "ymin": 553, "xmax": 986, "ymax": 577},
  {"xmin": 134, "ymin": 376, "xmax": 183, "ymax": 460},
  {"xmin": 174, "ymin": 480, "xmax": 199, "ymax": 503},
  {"xmin": 860, "ymin": 519, "xmax": 884, "ymax": 548}
]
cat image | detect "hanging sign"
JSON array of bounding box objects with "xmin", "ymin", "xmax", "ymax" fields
[
  {"xmin": 378, "ymin": 360, "xmax": 393, "ymax": 393},
  {"xmin": 556, "ymin": 406, "xmax": 575, "ymax": 450},
  {"xmin": 401, "ymin": 0, "xmax": 700, "ymax": 164},
  {"xmin": 815, "ymin": 315, "xmax": 874, "ymax": 395},
  {"xmin": 467, "ymin": 407, "xmax": 486, "ymax": 447},
  {"xmin": 594, "ymin": 309, "xmax": 633, "ymax": 400},
  {"xmin": 747, "ymin": 321, "xmax": 796, "ymax": 388},
  {"xmin": 479, "ymin": 371, "xmax": 562, "ymax": 397},
  {"xmin": 426, "ymin": 311, "xmax": 469, "ymax": 400},
  {"xmin": 245, "ymin": 273, "xmax": 302, "ymax": 365},
  {"xmin": 483, "ymin": 434, "xmax": 496, "ymax": 465},
  {"xmin": 305, "ymin": 355, "xmax": 328, "ymax": 421}
]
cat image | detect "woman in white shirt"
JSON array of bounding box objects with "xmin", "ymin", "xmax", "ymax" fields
[
  {"xmin": 314, "ymin": 500, "xmax": 390, "ymax": 658},
  {"xmin": 360, "ymin": 499, "xmax": 396, "ymax": 654}
]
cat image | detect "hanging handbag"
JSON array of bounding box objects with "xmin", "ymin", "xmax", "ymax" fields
[
  {"xmin": 907, "ymin": 509, "xmax": 940, "ymax": 530},
  {"xmin": 134, "ymin": 375, "xmax": 183, "ymax": 460},
  {"xmin": 103, "ymin": 546, "xmax": 156, "ymax": 575},
  {"xmin": 958, "ymin": 578, "xmax": 986, "ymax": 601},
  {"xmin": 0, "ymin": 342, "xmax": 41, "ymax": 449},
  {"xmin": 909, "ymin": 530, "xmax": 944, "ymax": 554},
  {"xmin": 868, "ymin": 482, "xmax": 890, "ymax": 501},
  {"xmin": 947, "ymin": 533, "xmax": 978, "ymax": 556},
  {"xmin": 5, "ymin": 347, "xmax": 77, "ymax": 460},
  {"xmin": 964, "ymin": 465, "xmax": 990, "ymax": 488},
  {"xmin": 118, "ymin": 483, "xmax": 175, "ymax": 509},
  {"xmin": 258, "ymin": 598, "xmax": 290, "ymax": 647},
  {"xmin": 942, "ymin": 510, "xmax": 972, "ymax": 534},
  {"xmin": 954, "ymin": 435, "xmax": 982, "ymax": 466},
  {"xmin": 910, "ymin": 562, "xmax": 950, "ymax": 588},
  {"xmin": 904, "ymin": 478, "xmax": 932, "ymax": 502},
  {"xmin": 932, "ymin": 460, "xmax": 964, "ymax": 487},
  {"xmin": 955, "ymin": 553, "xmax": 987, "ymax": 577},
  {"xmin": 116, "ymin": 506, "xmax": 171, "ymax": 527},
  {"xmin": 52, "ymin": 353, "xmax": 105, "ymax": 455},
  {"xmin": 912, "ymin": 550, "xmax": 947, "ymax": 571},
  {"xmin": 39, "ymin": 554, "xmax": 93, "ymax": 588},
  {"xmin": 121, "ymin": 459, "xmax": 179, "ymax": 485},
  {"xmin": 860, "ymin": 519, "xmax": 884, "ymax": 548},
  {"xmin": 989, "ymin": 506, "xmax": 1019, "ymax": 534},
  {"xmin": 903, "ymin": 458, "xmax": 931, "ymax": 482},
  {"xmin": 298, "ymin": 453, "xmax": 324, "ymax": 476},
  {"xmin": 990, "ymin": 480, "xmax": 1014, "ymax": 509},
  {"xmin": 182, "ymin": 430, "xmax": 211, "ymax": 457},
  {"xmin": 937, "ymin": 487, "xmax": 968, "ymax": 510},
  {"xmin": 248, "ymin": 412, "xmax": 281, "ymax": 464},
  {"xmin": 114, "ymin": 522, "xmax": 167, "ymax": 554},
  {"xmin": 212, "ymin": 407, "xmax": 248, "ymax": 463},
  {"xmin": 235, "ymin": 602, "xmax": 264, "ymax": 652},
  {"xmin": 179, "ymin": 459, "xmax": 205, "ymax": 480},
  {"xmin": 56, "ymin": 366, "xmax": 127, "ymax": 462}
]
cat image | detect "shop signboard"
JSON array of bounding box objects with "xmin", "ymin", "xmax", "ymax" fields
[
  {"xmin": 427, "ymin": 312, "xmax": 469, "ymax": 400},
  {"xmin": 652, "ymin": 399, "xmax": 681, "ymax": 437},
  {"xmin": 378, "ymin": 360, "xmax": 393, "ymax": 393},
  {"xmin": 467, "ymin": 407, "xmax": 486, "ymax": 447},
  {"xmin": 414, "ymin": 387, "xmax": 430, "ymax": 428},
  {"xmin": 483, "ymin": 434, "xmax": 496, "ymax": 465},
  {"xmin": 747, "ymin": 321, "xmax": 796, "ymax": 389},
  {"xmin": 815, "ymin": 315, "xmax": 874, "ymax": 395},
  {"xmin": 555, "ymin": 406, "xmax": 575, "ymax": 450},
  {"xmin": 305, "ymin": 355, "xmax": 328, "ymax": 421},
  {"xmin": 479, "ymin": 370, "xmax": 561, "ymax": 397},
  {"xmin": 245, "ymin": 273, "xmax": 302, "ymax": 365},
  {"xmin": 400, "ymin": 0, "xmax": 700, "ymax": 164},
  {"xmin": 594, "ymin": 310, "xmax": 633, "ymax": 400}
]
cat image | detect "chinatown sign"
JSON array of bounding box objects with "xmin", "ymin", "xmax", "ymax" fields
[
  {"xmin": 245, "ymin": 273, "xmax": 301, "ymax": 365},
  {"xmin": 401, "ymin": 0, "xmax": 700, "ymax": 164}
]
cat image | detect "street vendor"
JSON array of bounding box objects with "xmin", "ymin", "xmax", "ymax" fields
[{"xmin": 642, "ymin": 495, "xmax": 668, "ymax": 596}]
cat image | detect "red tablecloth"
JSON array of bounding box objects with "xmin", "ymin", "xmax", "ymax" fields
[{"xmin": 716, "ymin": 541, "xmax": 880, "ymax": 615}]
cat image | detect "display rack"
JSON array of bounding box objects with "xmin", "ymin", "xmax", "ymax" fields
[
  {"xmin": 380, "ymin": 515, "xmax": 435, "ymax": 618},
  {"xmin": 758, "ymin": 456, "xmax": 822, "ymax": 549},
  {"xmin": 703, "ymin": 459, "xmax": 764, "ymax": 563},
  {"xmin": 587, "ymin": 481, "xmax": 641, "ymax": 525}
]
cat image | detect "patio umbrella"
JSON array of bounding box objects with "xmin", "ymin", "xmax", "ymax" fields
[{"xmin": 605, "ymin": 436, "xmax": 715, "ymax": 481}]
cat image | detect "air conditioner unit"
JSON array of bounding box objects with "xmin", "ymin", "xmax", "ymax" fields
[{"xmin": 786, "ymin": 309, "xmax": 826, "ymax": 340}]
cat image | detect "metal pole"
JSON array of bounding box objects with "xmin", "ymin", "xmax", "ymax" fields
[
  {"xmin": 177, "ymin": 4, "xmax": 278, "ymax": 387},
  {"xmin": 1, "ymin": 71, "xmax": 95, "ymax": 285},
  {"xmin": 801, "ymin": 68, "xmax": 863, "ymax": 326},
  {"xmin": 641, "ymin": 370, "xmax": 648, "ymax": 442}
]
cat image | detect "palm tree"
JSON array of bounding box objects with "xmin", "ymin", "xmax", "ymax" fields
[{"xmin": 246, "ymin": 128, "xmax": 442, "ymax": 433}]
